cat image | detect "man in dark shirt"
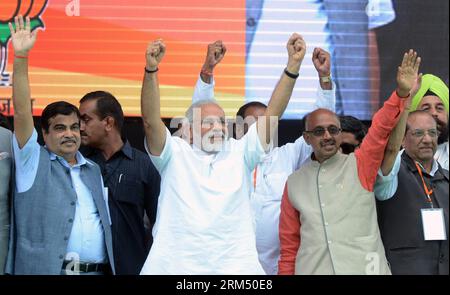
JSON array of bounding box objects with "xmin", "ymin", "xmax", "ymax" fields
[{"xmin": 79, "ymin": 91, "xmax": 160, "ymax": 275}]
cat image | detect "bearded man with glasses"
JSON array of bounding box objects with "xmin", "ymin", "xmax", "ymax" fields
[{"xmin": 278, "ymin": 49, "xmax": 421, "ymax": 275}]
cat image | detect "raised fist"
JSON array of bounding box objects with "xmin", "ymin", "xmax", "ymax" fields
[
  {"xmin": 203, "ymin": 40, "xmax": 227, "ymax": 71},
  {"xmin": 287, "ymin": 33, "xmax": 306, "ymax": 64},
  {"xmin": 312, "ymin": 47, "xmax": 331, "ymax": 77},
  {"xmin": 146, "ymin": 39, "xmax": 166, "ymax": 70}
]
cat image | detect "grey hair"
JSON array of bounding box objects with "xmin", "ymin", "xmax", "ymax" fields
[{"xmin": 185, "ymin": 99, "xmax": 222, "ymax": 123}]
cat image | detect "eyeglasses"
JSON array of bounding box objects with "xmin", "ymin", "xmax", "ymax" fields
[
  {"xmin": 305, "ymin": 126, "xmax": 342, "ymax": 137},
  {"xmin": 408, "ymin": 129, "xmax": 438, "ymax": 139}
]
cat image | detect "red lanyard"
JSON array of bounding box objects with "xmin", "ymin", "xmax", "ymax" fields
[
  {"xmin": 253, "ymin": 166, "xmax": 258, "ymax": 190},
  {"xmin": 415, "ymin": 162, "xmax": 434, "ymax": 208}
]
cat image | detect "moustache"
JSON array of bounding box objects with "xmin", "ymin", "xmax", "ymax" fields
[
  {"xmin": 434, "ymin": 116, "xmax": 446, "ymax": 127},
  {"xmin": 205, "ymin": 131, "xmax": 226, "ymax": 139},
  {"xmin": 320, "ymin": 139, "xmax": 336, "ymax": 147},
  {"xmin": 61, "ymin": 138, "xmax": 77, "ymax": 145},
  {"xmin": 418, "ymin": 144, "xmax": 434, "ymax": 149}
]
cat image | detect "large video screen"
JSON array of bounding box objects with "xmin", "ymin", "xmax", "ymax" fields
[{"xmin": 0, "ymin": 0, "xmax": 448, "ymax": 120}]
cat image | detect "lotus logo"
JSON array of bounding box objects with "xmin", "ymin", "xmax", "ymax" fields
[{"xmin": 0, "ymin": 0, "xmax": 48, "ymax": 86}]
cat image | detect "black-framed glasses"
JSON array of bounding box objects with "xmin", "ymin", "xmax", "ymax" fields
[
  {"xmin": 408, "ymin": 129, "xmax": 438, "ymax": 139},
  {"xmin": 305, "ymin": 126, "xmax": 342, "ymax": 137}
]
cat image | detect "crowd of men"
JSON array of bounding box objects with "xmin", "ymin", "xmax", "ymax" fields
[{"xmin": 0, "ymin": 16, "xmax": 448, "ymax": 275}]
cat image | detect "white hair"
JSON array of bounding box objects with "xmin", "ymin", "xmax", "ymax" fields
[{"xmin": 185, "ymin": 99, "xmax": 222, "ymax": 123}]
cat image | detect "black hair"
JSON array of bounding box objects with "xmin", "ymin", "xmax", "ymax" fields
[
  {"xmin": 236, "ymin": 101, "xmax": 267, "ymax": 119},
  {"xmin": 339, "ymin": 115, "xmax": 367, "ymax": 142},
  {"xmin": 0, "ymin": 113, "xmax": 12, "ymax": 130},
  {"xmin": 79, "ymin": 91, "xmax": 124, "ymax": 131},
  {"xmin": 41, "ymin": 101, "xmax": 80, "ymax": 133}
]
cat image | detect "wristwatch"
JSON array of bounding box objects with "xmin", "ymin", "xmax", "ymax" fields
[{"xmin": 320, "ymin": 75, "xmax": 331, "ymax": 83}]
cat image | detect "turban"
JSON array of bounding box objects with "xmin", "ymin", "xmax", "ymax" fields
[{"xmin": 411, "ymin": 74, "xmax": 449, "ymax": 113}]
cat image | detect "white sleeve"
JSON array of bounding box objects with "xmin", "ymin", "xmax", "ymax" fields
[
  {"xmin": 315, "ymin": 81, "xmax": 336, "ymax": 112},
  {"xmin": 192, "ymin": 75, "xmax": 216, "ymax": 103},
  {"xmin": 374, "ymin": 152, "xmax": 401, "ymax": 201},
  {"xmin": 241, "ymin": 124, "xmax": 265, "ymax": 171},
  {"xmin": 367, "ymin": 0, "xmax": 396, "ymax": 30},
  {"xmin": 144, "ymin": 128, "xmax": 173, "ymax": 174},
  {"xmin": 276, "ymin": 136, "xmax": 312, "ymax": 172},
  {"xmin": 13, "ymin": 129, "xmax": 40, "ymax": 193}
]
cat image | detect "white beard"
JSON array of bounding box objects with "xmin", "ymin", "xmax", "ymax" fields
[{"xmin": 201, "ymin": 130, "xmax": 226, "ymax": 154}]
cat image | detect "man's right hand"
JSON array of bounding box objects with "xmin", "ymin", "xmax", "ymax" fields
[
  {"xmin": 410, "ymin": 73, "xmax": 423, "ymax": 99},
  {"xmin": 146, "ymin": 39, "xmax": 166, "ymax": 71},
  {"xmin": 199, "ymin": 40, "xmax": 226, "ymax": 83},
  {"xmin": 312, "ymin": 47, "xmax": 331, "ymax": 78},
  {"xmin": 9, "ymin": 16, "xmax": 38, "ymax": 56},
  {"xmin": 286, "ymin": 33, "xmax": 306, "ymax": 74},
  {"xmin": 396, "ymin": 49, "xmax": 421, "ymax": 98},
  {"xmin": 202, "ymin": 40, "xmax": 227, "ymax": 72}
]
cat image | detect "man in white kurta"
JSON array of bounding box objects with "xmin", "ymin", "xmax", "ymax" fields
[
  {"xmin": 141, "ymin": 124, "xmax": 265, "ymax": 274},
  {"xmin": 139, "ymin": 33, "xmax": 307, "ymax": 274},
  {"xmin": 192, "ymin": 42, "xmax": 335, "ymax": 274}
]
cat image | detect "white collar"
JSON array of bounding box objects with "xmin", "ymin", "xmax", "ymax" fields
[{"xmin": 416, "ymin": 159, "xmax": 440, "ymax": 177}]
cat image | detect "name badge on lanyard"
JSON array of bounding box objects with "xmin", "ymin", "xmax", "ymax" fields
[
  {"xmin": 421, "ymin": 208, "xmax": 447, "ymax": 241},
  {"xmin": 415, "ymin": 162, "xmax": 446, "ymax": 240}
]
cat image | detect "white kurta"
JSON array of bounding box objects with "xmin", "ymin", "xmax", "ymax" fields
[
  {"xmin": 435, "ymin": 142, "xmax": 449, "ymax": 171},
  {"xmin": 191, "ymin": 75, "xmax": 336, "ymax": 274},
  {"xmin": 140, "ymin": 124, "xmax": 266, "ymax": 275}
]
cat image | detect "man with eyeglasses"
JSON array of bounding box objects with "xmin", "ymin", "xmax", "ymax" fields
[
  {"xmin": 381, "ymin": 74, "xmax": 449, "ymax": 174},
  {"xmin": 410, "ymin": 74, "xmax": 448, "ymax": 170},
  {"xmin": 278, "ymin": 50, "xmax": 421, "ymax": 275},
  {"xmin": 140, "ymin": 33, "xmax": 306, "ymax": 275},
  {"xmin": 191, "ymin": 40, "xmax": 335, "ymax": 275},
  {"xmin": 374, "ymin": 109, "xmax": 448, "ymax": 273}
]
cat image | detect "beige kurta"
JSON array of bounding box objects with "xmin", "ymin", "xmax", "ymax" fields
[{"xmin": 287, "ymin": 153, "xmax": 391, "ymax": 275}]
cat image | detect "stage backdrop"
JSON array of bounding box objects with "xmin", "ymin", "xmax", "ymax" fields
[{"xmin": 0, "ymin": 0, "xmax": 448, "ymax": 120}]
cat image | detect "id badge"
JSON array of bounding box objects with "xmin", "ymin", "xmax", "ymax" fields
[{"xmin": 421, "ymin": 208, "xmax": 447, "ymax": 241}]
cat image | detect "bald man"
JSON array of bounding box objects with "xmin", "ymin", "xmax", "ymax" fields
[{"xmin": 278, "ymin": 50, "xmax": 421, "ymax": 275}]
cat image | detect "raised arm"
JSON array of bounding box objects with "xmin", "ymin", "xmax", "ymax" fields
[
  {"xmin": 312, "ymin": 47, "xmax": 336, "ymax": 111},
  {"xmin": 199, "ymin": 40, "xmax": 226, "ymax": 84},
  {"xmin": 380, "ymin": 74, "xmax": 421, "ymax": 175},
  {"xmin": 258, "ymin": 33, "xmax": 306, "ymax": 150},
  {"xmin": 9, "ymin": 16, "xmax": 38, "ymax": 148},
  {"xmin": 141, "ymin": 39, "xmax": 167, "ymax": 156},
  {"xmin": 192, "ymin": 40, "xmax": 227, "ymax": 103},
  {"xmin": 356, "ymin": 49, "xmax": 421, "ymax": 191},
  {"xmin": 312, "ymin": 47, "xmax": 332, "ymax": 91}
]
